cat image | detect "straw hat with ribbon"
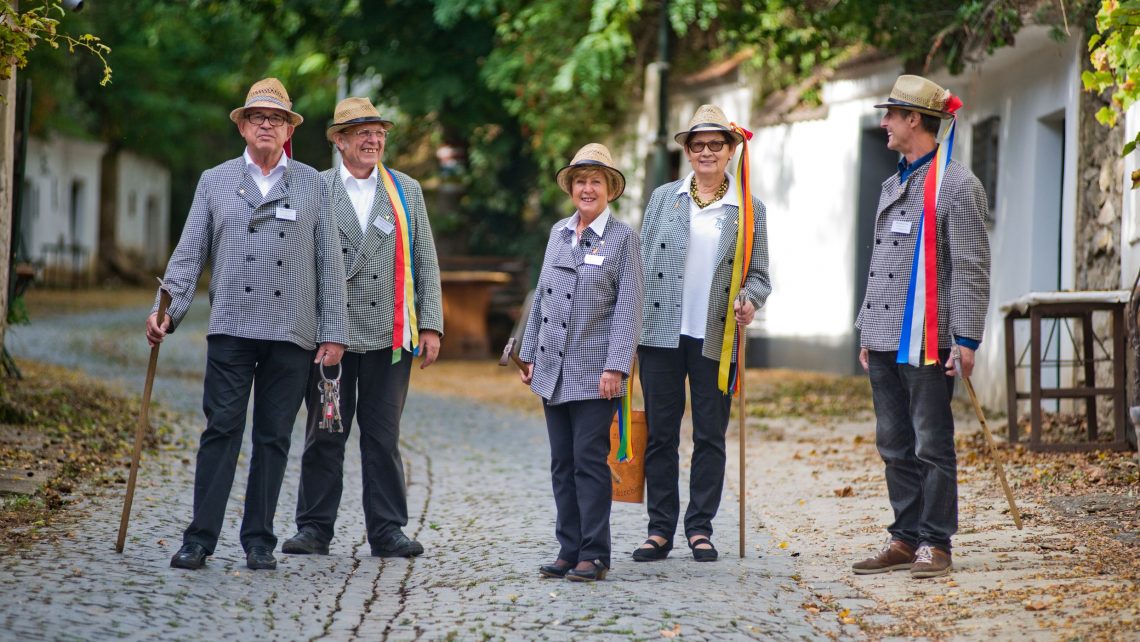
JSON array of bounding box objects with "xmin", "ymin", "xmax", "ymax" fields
[
  {"xmin": 674, "ymin": 104, "xmax": 746, "ymax": 146},
  {"xmin": 229, "ymin": 78, "xmax": 303, "ymax": 126},
  {"xmin": 874, "ymin": 75, "xmax": 961, "ymax": 120},
  {"xmin": 555, "ymin": 143, "xmax": 626, "ymax": 201},
  {"xmin": 326, "ymin": 97, "xmax": 394, "ymax": 143}
]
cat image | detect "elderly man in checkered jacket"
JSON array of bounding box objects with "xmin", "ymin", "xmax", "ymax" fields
[
  {"xmin": 853, "ymin": 75, "xmax": 991, "ymax": 579},
  {"xmin": 146, "ymin": 78, "xmax": 348, "ymax": 572},
  {"xmin": 280, "ymin": 97, "xmax": 443, "ymax": 560}
]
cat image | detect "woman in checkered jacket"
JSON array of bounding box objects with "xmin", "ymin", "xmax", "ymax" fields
[
  {"xmin": 518, "ymin": 144, "xmax": 644, "ymax": 582},
  {"xmin": 633, "ymin": 105, "xmax": 771, "ymax": 563}
]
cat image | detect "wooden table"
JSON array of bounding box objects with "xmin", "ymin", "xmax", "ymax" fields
[
  {"xmin": 440, "ymin": 270, "xmax": 512, "ymax": 359},
  {"xmin": 1001, "ymin": 290, "xmax": 1132, "ymax": 452}
]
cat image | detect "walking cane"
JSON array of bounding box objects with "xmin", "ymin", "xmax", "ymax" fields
[
  {"xmin": 955, "ymin": 354, "xmax": 1023, "ymax": 530},
  {"xmin": 737, "ymin": 292, "xmax": 748, "ymax": 558},
  {"xmin": 116, "ymin": 279, "xmax": 172, "ymax": 553}
]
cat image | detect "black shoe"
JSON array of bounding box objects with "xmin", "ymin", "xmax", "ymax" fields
[
  {"xmin": 566, "ymin": 560, "xmax": 608, "ymax": 582},
  {"xmin": 370, "ymin": 531, "xmax": 424, "ymax": 558},
  {"xmin": 688, "ymin": 536, "xmax": 718, "ymax": 562},
  {"xmin": 631, "ymin": 538, "xmax": 672, "ymax": 562},
  {"xmin": 539, "ymin": 560, "xmax": 574, "ymax": 578},
  {"xmin": 170, "ymin": 542, "xmax": 208, "ymax": 570},
  {"xmin": 246, "ymin": 545, "xmax": 277, "ymax": 570},
  {"xmin": 281, "ymin": 529, "xmax": 329, "ymax": 555}
]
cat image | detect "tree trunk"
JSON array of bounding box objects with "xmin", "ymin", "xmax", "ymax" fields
[{"xmin": 0, "ymin": 62, "xmax": 17, "ymax": 358}]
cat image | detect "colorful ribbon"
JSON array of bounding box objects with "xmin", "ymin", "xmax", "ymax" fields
[
  {"xmin": 378, "ymin": 163, "xmax": 419, "ymax": 364},
  {"xmin": 615, "ymin": 386, "xmax": 633, "ymax": 463},
  {"xmin": 717, "ymin": 123, "xmax": 755, "ymax": 395},
  {"xmin": 897, "ymin": 95, "xmax": 963, "ymax": 366}
]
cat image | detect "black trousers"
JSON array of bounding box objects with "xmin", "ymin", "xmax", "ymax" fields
[
  {"xmin": 294, "ymin": 350, "xmax": 412, "ymax": 549},
  {"xmin": 639, "ymin": 335, "xmax": 734, "ymax": 542},
  {"xmin": 183, "ymin": 335, "xmax": 312, "ymax": 554},
  {"xmin": 543, "ymin": 397, "xmax": 618, "ymax": 568}
]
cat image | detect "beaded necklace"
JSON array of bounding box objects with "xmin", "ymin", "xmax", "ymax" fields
[{"xmin": 690, "ymin": 176, "xmax": 729, "ymax": 209}]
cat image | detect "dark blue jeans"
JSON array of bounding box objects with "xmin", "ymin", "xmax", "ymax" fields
[{"xmin": 867, "ymin": 349, "xmax": 957, "ymax": 552}]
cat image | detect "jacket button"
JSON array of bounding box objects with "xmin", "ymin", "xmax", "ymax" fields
[
  {"xmin": 245, "ymin": 286, "xmax": 252, "ymax": 292},
  {"xmin": 654, "ymin": 302, "xmax": 660, "ymax": 308},
  {"xmin": 875, "ymin": 238, "xmax": 881, "ymax": 245},
  {"xmin": 373, "ymin": 274, "xmax": 378, "ymax": 280},
  {"xmin": 247, "ymin": 255, "xmax": 255, "ymax": 262},
  {"xmin": 900, "ymin": 211, "xmax": 906, "ymax": 216},
  {"xmin": 893, "ymin": 240, "xmax": 899, "ymax": 246},
  {"xmin": 540, "ymin": 346, "xmax": 545, "ymax": 352},
  {"xmin": 566, "ymin": 293, "xmax": 571, "ymax": 300},
  {"xmin": 274, "ymin": 290, "xmax": 281, "ymax": 297},
  {"xmin": 559, "ymin": 351, "xmax": 563, "ymax": 357},
  {"xmin": 249, "ymin": 227, "xmax": 256, "ymax": 233},
  {"xmin": 371, "ymin": 301, "xmax": 376, "ymax": 307},
  {"xmin": 543, "ymin": 317, "xmax": 548, "ymax": 323},
  {"xmin": 870, "ymin": 271, "xmax": 875, "ymax": 277},
  {"xmin": 725, "ymin": 286, "xmax": 730, "ymax": 293},
  {"xmin": 720, "ymin": 316, "xmax": 726, "ymax": 322},
  {"xmin": 888, "ymin": 273, "xmax": 894, "ymax": 279},
  {"xmin": 547, "ymin": 288, "xmax": 552, "ymax": 294},
  {"xmin": 728, "ymin": 259, "xmax": 733, "ymax": 265},
  {"xmin": 866, "ymin": 303, "xmax": 871, "ymax": 309},
  {"xmin": 343, "ymin": 248, "xmax": 349, "ymax": 254},
  {"xmin": 279, "ymin": 232, "xmax": 285, "ymax": 238},
  {"xmin": 584, "ymin": 241, "xmax": 591, "ymax": 247},
  {"xmin": 660, "ymin": 243, "xmax": 666, "ymax": 248},
  {"xmin": 561, "ymin": 322, "xmax": 567, "ymax": 328},
  {"xmin": 347, "ymin": 303, "xmax": 351, "ymax": 308},
  {"xmin": 885, "ymin": 304, "xmax": 890, "ymax": 310},
  {"xmin": 277, "ymin": 260, "xmax": 283, "ymax": 266},
  {"xmin": 658, "ymin": 272, "xmax": 664, "ymax": 279}
]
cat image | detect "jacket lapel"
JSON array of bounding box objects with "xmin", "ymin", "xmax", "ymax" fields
[
  {"xmin": 329, "ymin": 176, "xmax": 365, "ymax": 249},
  {"xmin": 348, "ymin": 178, "xmax": 391, "ymax": 279},
  {"xmin": 714, "ymin": 204, "xmax": 739, "ymax": 267},
  {"xmin": 554, "ymin": 223, "xmax": 579, "ymax": 270}
]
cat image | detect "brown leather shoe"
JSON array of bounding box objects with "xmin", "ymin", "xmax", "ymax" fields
[
  {"xmin": 910, "ymin": 544, "xmax": 952, "ymax": 578},
  {"xmin": 852, "ymin": 538, "xmax": 916, "ymax": 575}
]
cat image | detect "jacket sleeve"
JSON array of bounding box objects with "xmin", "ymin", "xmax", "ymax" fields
[
  {"xmin": 743, "ymin": 195, "xmax": 772, "ymax": 309},
  {"xmin": 410, "ymin": 179, "xmax": 444, "ymax": 336},
  {"xmin": 605, "ymin": 227, "xmax": 644, "ymax": 376},
  {"xmin": 156, "ymin": 172, "xmax": 212, "ymax": 331},
  {"xmin": 315, "ymin": 178, "xmax": 349, "ymax": 345},
  {"xmin": 948, "ymin": 173, "xmax": 991, "ymax": 344}
]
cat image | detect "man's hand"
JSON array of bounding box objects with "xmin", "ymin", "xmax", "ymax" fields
[
  {"xmin": 945, "ymin": 345, "xmax": 975, "ymax": 378},
  {"xmin": 733, "ymin": 296, "xmax": 756, "ymax": 326},
  {"xmin": 146, "ymin": 313, "xmax": 172, "ymax": 348},
  {"xmin": 419, "ymin": 330, "xmax": 441, "ymax": 369},
  {"xmin": 520, "ymin": 362, "xmax": 534, "ymax": 385},
  {"xmin": 315, "ymin": 343, "xmax": 346, "ymax": 366},
  {"xmin": 859, "ymin": 347, "xmax": 869, "ymax": 373},
  {"xmin": 599, "ymin": 370, "xmax": 623, "ymax": 399}
]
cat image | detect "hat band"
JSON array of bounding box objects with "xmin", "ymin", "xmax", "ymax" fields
[
  {"xmin": 883, "ymin": 97, "xmax": 943, "ymax": 112},
  {"xmin": 572, "ymin": 159, "xmax": 609, "ymax": 169},
  {"xmin": 331, "ymin": 115, "xmax": 387, "ymax": 128},
  {"xmin": 689, "ymin": 122, "xmax": 730, "ymax": 132},
  {"xmin": 245, "ymin": 95, "xmax": 291, "ymax": 111}
]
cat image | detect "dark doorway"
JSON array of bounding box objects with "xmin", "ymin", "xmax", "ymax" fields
[{"xmin": 853, "ymin": 125, "xmax": 898, "ymax": 372}]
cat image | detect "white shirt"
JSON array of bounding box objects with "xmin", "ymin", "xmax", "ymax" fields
[
  {"xmin": 565, "ymin": 208, "xmax": 611, "ymax": 247},
  {"xmin": 243, "ymin": 148, "xmax": 289, "ymax": 198},
  {"xmin": 677, "ymin": 171, "xmax": 740, "ymax": 338},
  {"xmin": 339, "ymin": 162, "xmax": 379, "ymax": 232}
]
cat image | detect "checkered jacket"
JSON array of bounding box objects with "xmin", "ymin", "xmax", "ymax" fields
[
  {"xmin": 638, "ymin": 180, "xmax": 771, "ymax": 362},
  {"xmin": 519, "ymin": 216, "xmax": 644, "ymax": 404},
  {"xmin": 320, "ymin": 167, "xmax": 443, "ymax": 353},
  {"xmin": 856, "ymin": 159, "xmax": 991, "ymax": 351},
  {"xmin": 156, "ymin": 156, "xmax": 347, "ymax": 350}
]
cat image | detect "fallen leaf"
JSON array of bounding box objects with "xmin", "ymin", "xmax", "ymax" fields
[
  {"xmin": 833, "ymin": 486, "xmax": 855, "ymax": 497},
  {"xmin": 157, "ymin": 539, "xmax": 167, "ymax": 546},
  {"xmin": 660, "ymin": 624, "xmax": 682, "ymax": 638},
  {"xmin": 778, "ymin": 541, "xmax": 789, "ymax": 549}
]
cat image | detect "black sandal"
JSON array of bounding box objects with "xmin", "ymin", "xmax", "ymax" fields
[
  {"xmin": 688, "ymin": 536, "xmax": 718, "ymax": 562},
  {"xmin": 631, "ymin": 538, "xmax": 672, "ymax": 562},
  {"xmin": 539, "ymin": 559, "xmax": 573, "ymax": 578},
  {"xmin": 566, "ymin": 560, "xmax": 608, "ymax": 582}
]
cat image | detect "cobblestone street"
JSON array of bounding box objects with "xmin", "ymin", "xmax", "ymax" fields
[{"xmin": 1, "ymin": 301, "xmax": 833, "ymax": 641}]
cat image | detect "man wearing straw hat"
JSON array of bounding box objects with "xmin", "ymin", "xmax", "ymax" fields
[
  {"xmin": 853, "ymin": 75, "xmax": 990, "ymax": 579},
  {"xmin": 147, "ymin": 78, "xmax": 348, "ymax": 571},
  {"xmin": 280, "ymin": 97, "xmax": 443, "ymax": 559}
]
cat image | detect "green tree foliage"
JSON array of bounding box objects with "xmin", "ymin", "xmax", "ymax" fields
[
  {"xmin": 1083, "ymin": 0, "xmax": 1140, "ymax": 187},
  {"xmin": 0, "ymin": 0, "xmax": 110, "ymax": 98}
]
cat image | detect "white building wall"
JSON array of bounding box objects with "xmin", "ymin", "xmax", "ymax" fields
[
  {"xmin": 22, "ymin": 136, "xmax": 106, "ymax": 273},
  {"xmin": 115, "ymin": 151, "xmax": 171, "ymax": 269}
]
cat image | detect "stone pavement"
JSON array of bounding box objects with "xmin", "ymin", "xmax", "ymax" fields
[{"xmin": 1, "ymin": 302, "xmax": 842, "ymax": 641}]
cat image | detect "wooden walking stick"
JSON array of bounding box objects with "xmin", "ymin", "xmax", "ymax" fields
[
  {"xmin": 956, "ymin": 355, "xmax": 1023, "ymax": 530},
  {"xmin": 737, "ymin": 293, "xmax": 748, "ymax": 558},
  {"xmin": 116, "ymin": 279, "xmax": 172, "ymax": 553}
]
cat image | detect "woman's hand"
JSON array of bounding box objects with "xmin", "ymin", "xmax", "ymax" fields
[
  {"xmin": 733, "ymin": 296, "xmax": 756, "ymax": 325},
  {"xmin": 520, "ymin": 362, "xmax": 534, "ymax": 385},
  {"xmin": 599, "ymin": 370, "xmax": 623, "ymax": 399}
]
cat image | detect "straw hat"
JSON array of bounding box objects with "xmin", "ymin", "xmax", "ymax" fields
[
  {"xmin": 555, "ymin": 143, "xmax": 626, "ymax": 201},
  {"xmin": 874, "ymin": 75, "xmax": 955, "ymax": 120},
  {"xmin": 229, "ymin": 78, "xmax": 303, "ymax": 126},
  {"xmin": 326, "ymin": 97, "xmax": 394, "ymax": 142},
  {"xmin": 674, "ymin": 104, "xmax": 745, "ymax": 146}
]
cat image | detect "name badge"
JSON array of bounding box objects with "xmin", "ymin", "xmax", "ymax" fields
[
  {"xmin": 890, "ymin": 220, "xmax": 912, "ymax": 235},
  {"xmin": 584, "ymin": 254, "xmax": 604, "ymax": 266},
  {"xmin": 373, "ymin": 217, "xmax": 395, "ymax": 235},
  {"xmin": 275, "ymin": 207, "xmax": 297, "ymax": 221}
]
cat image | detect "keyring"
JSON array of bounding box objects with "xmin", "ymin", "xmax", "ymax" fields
[{"xmin": 319, "ymin": 361, "xmax": 341, "ymax": 383}]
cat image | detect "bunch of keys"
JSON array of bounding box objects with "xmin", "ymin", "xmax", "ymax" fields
[{"xmin": 318, "ymin": 362, "xmax": 344, "ymax": 433}]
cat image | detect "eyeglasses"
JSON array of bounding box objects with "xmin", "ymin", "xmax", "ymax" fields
[
  {"xmin": 687, "ymin": 140, "xmax": 727, "ymax": 153},
  {"xmin": 350, "ymin": 129, "xmax": 388, "ymax": 140},
  {"xmin": 245, "ymin": 112, "xmax": 288, "ymax": 127}
]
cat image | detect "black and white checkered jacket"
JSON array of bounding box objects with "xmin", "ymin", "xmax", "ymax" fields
[
  {"xmin": 519, "ymin": 215, "xmax": 644, "ymax": 404},
  {"xmin": 638, "ymin": 180, "xmax": 771, "ymax": 362},
  {"xmin": 320, "ymin": 167, "xmax": 443, "ymax": 354},
  {"xmin": 856, "ymin": 159, "xmax": 991, "ymax": 351},
  {"xmin": 157, "ymin": 156, "xmax": 347, "ymax": 350}
]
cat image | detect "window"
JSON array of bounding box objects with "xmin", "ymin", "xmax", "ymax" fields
[{"xmin": 971, "ymin": 115, "xmax": 1000, "ymax": 220}]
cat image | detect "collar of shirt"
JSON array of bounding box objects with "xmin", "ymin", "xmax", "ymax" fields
[
  {"xmin": 339, "ymin": 162, "xmax": 378, "ymax": 192},
  {"xmin": 243, "ymin": 147, "xmax": 289, "ymax": 179},
  {"xmin": 676, "ymin": 170, "xmax": 741, "ymax": 209},
  {"xmin": 898, "ymin": 148, "xmax": 936, "ymax": 184},
  {"xmin": 563, "ymin": 207, "xmax": 611, "ymax": 247}
]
